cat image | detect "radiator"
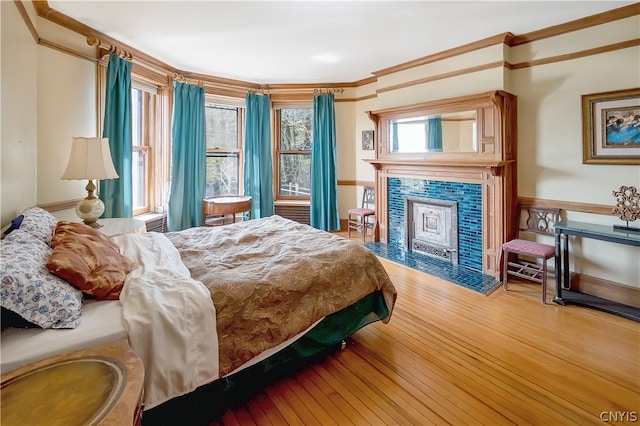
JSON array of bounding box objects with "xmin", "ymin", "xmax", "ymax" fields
[
  {"xmin": 144, "ymin": 215, "xmax": 168, "ymax": 233},
  {"xmin": 274, "ymin": 204, "xmax": 310, "ymax": 225}
]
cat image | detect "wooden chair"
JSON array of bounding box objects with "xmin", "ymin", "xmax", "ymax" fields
[
  {"xmin": 502, "ymin": 205, "xmax": 560, "ymax": 303},
  {"xmin": 347, "ymin": 186, "xmax": 376, "ymax": 242}
]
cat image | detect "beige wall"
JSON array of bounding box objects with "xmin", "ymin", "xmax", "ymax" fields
[
  {"xmin": 509, "ymin": 18, "xmax": 640, "ymax": 286},
  {"xmin": 37, "ymin": 47, "xmax": 97, "ymax": 205},
  {"xmin": 3, "ymin": 3, "xmax": 639, "ymax": 287},
  {"xmin": 347, "ymin": 14, "xmax": 639, "ymax": 287},
  {"xmin": 1, "ymin": 2, "xmax": 96, "ymax": 224},
  {"xmin": 1, "ymin": 1, "xmax": 38, "ymax": 224}
]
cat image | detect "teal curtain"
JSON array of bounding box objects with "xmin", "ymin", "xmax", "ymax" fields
[
  {"xmin": 392, "ymin": 121, "xmax": 399, "ymax": 152},
  {"xmin": 100, "ymin": 53, "xmax": 132, "ymax": 218},
  {"xmin": 310, "ymin": 94, "xmax": 340, "ymax": 231},
  {"xmin": 167, "ymin": 81, "xmax": 206, "ymax": 231},
  {"xmin": 427, "ymin": 115, "xmax": 443, "ymax": 152},
  {"xmin": 244, "ymin": 93, "xmax": 274, "ymax": 218}
]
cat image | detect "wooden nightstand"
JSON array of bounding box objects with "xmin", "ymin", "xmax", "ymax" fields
[
  {"xmin": 96, "ymin": 218, "xmax": 147, "ymax": 237},
  {"xmin": 1, "ymin": 340, "xmax": 144, "ymax": 426}
]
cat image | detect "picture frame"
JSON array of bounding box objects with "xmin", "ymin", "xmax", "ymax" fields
[
  {"xmin": 362, "ymin": 130, "xmax": 374, "ymax": 151},
  {"xmin": 582, "ymin": 87, "xmax": 640, "ymax": 165}
]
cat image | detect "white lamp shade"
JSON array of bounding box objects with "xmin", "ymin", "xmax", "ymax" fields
[{"xmin": 61, "ymin": 137, "xmax": 119, "ymax": 180}]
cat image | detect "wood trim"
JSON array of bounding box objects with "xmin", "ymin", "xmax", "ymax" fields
[
  {"xmin": 33, "ymin": 1, "xmax": 179, "ymax": 77},
  {"xmin": 373, "ymin": 33, "xmax": 514, "ymax": 78},
  {"xmin": 377, "ymin": 61, "xmax": 506, "ymax": 94},
  {"xmin": 510, "ymin": 39, "xmax": 640, "ymax": 70},
  {"xmin": 39, "ymin": 38, "xmax": 97, "ymax": 63},
  {"xmin": 570, "ymin": 272, "xmax": 640, "ymax": 309},
  {"xmin": 510, "ymin": 3, "xmax": 640, "ymax": 46},
  {"xmin": 517, "ymin": 196, "xmax": 615, "ymax": 216},
  {"xmin": 337, "ymin": 180, "xmax": 375, "ymax": 187},
  {"xmin": 15, "ymin": 2, "xmax": 97, "ymax": 63},
  {"xmin": 37, "ymin": 198, "xmax": 82, "ymax": 212},
  {"xmin": 372, "ymin": 4, "xmax": 638, "ymax": 78},
  {"xmin": 32, "ymin": 0, "xmax": 638, "ymax": 98},
  {"xmin": 352, "ymin": 75, "xmax": 378, "ymax": 87},
  {"xmin": 14, "ymin": 0, "xmax": 39, "ymax": 43}
]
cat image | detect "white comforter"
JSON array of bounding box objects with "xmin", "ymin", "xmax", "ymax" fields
[{"xmin": 113, "ymin": 232, "xmax": 219, "ymax": 410}]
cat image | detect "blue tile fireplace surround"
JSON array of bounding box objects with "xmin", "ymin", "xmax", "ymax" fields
[{"xmin": 365, "ymin": 177, "xmax": 501, "ymax": 294}]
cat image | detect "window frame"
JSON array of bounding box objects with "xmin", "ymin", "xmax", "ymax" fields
[
  {"xmin": 204, "ymin": 100, "xmax": 245, "ymax": 198},
  {"xmin": 130, "ymin": 82, "xmax": 158, "ymax": 216},
  {"xmin": 274, "ymin": 104, "xmax": 313, "ymax": 201}
]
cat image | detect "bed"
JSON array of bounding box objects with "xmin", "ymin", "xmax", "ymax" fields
[{"xmin": 1, "ymin": 207, "xmax": 397, "ymax": 418}]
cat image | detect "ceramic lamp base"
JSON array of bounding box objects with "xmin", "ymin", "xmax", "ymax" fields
[{"xmin": 76, "ymin": 196, "xmax": 105, "ymax": 228}]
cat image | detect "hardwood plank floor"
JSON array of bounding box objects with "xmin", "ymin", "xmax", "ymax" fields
[{"xmin": 208, "ymin": 232, "xmax": 639, "ymax": 426}]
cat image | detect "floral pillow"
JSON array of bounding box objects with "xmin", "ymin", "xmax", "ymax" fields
[
  {"xmin": 47, "ymin": 222, "xmax": 133, "ymax": 300},
  {"xmin": 1, "ymin": 229, "xmax": 82, "ymax": 329},
  {"xmin": 19, "ymin": 206, "xmax": 59, "ymax": 244}
]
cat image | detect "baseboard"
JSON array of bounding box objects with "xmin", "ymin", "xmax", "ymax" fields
[{"xmin": 570, "ymin": 273, "xmax": 640, "ymax": 309}]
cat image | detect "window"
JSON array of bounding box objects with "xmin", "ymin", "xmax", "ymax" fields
[
  {"xmin": 131, "ymin": 85, "xmax": 156, "ymax": 215},
  {"xmin": 205, "ymin": 103, "xmax": 243, "ymax": 198},
  {"xmin": 275, "ymin": 107, "xmax": 312, "ymax": 199}
]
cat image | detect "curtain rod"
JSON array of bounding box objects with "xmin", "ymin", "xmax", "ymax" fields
[
  {"xmin": 314, "ymin": 88, "xmax": 344, "ymax": 95},
  {"xmin": 247, "ymin": 88, "xmax": 270, "ymax": 95},
  {"xmin": 86, "ymin": 36, "xmax": 133, "ymax": 61},
  {"xmin": 173, "ymin": 73, "xmax": 203, "ymax": 87}
]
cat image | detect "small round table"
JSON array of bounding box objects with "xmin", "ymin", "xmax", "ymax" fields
[
  {"xmin": 1, "ymin": 340, "xmax": 144, "ymax": 426},
  {"xmin": 203, "ymin": 196, "xmax": 252, "ymax": 226}
]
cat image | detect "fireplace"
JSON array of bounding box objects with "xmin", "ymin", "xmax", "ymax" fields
[
  {"xmin": 365, "ymin": 90, "xmax": 518, "ymax": 279},
  {"xmin": 405, "ymin": 196, "xmax": 459, "ymax": 264},
  {"xmin": 389, "ymin": 178, "xmax": 483, "ymax": 271}
]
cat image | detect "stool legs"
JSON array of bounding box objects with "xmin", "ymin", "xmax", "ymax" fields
[
  {"xmin": 542, "ymin": 259, "xmax": 547, "ymax": 304},
  {"xmin": 502, "ymin": 248, "xmax": 550, "ymax": 304},
  {"xmin": 503, "ymin": 250, "xmax": 509, "ymax": 292}
]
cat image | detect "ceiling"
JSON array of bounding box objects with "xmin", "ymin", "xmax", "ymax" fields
[{"xmin": 47, "ymin": 1, "xmax": 635, "ymax": 85}]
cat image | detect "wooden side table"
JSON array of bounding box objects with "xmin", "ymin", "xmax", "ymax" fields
[
  {"xmin": 203, "ymin": 196, "xmax": 252, "ymax": 226},
  {"xmin": 1, "ymin": 340, "xmax": 144, "ymax": 426}
]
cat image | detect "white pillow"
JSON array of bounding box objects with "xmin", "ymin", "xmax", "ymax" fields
[
  {"xmin": 19, "ymin": 206, "xmax": 59, "ymax": 244},
  {"xmin": 1, "ymin": 230, "xmax": 82, "ymax": 328}
]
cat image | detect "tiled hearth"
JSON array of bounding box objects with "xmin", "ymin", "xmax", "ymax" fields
[{"xmin": 365, "ymin": 242, "xmax": 500, "ymax": 294}]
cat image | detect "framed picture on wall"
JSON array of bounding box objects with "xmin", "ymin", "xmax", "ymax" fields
[
  {"xmin": 362, "ymin": 130, "xmax": 374, "ymax": 150},
  {"xmin": 582, "ymin": 87, "xmax": 640, "ymax": 165}
]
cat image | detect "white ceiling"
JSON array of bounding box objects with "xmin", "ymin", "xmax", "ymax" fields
[{"xmin": 48, "ymin": 1, "xmax": 635, "ymax": 85}]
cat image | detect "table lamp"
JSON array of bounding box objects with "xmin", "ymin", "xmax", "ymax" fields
[{"xmin": 61, "ymin": 137, "xmax": 118, "ymax": 228}]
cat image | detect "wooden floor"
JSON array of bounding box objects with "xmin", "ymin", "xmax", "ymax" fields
[{"xmin": 208, "ymin": 232, "xmax": 639, "ymax": 426}]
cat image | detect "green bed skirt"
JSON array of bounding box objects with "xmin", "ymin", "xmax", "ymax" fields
[{"xmin": 142, "ymin": 290, "xmax": 390, "ymax": 425}]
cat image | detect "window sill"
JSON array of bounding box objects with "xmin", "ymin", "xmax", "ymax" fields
[{"xmin": 274, "ymin": 200, "xmax": 310, "ymax": 206}]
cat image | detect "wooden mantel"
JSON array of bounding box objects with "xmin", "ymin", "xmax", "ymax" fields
[
  {"xmin": 366, "ymin": 91, "xmax": 518, "ymax": 279},
  {"xmin": 365, "ymin": 159, "xmax": 515, "ymax": 177}
]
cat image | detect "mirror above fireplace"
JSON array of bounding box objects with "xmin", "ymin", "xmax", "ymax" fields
[
  {"xmin": 390, "ymin": 110, "xmax": 477, "ymax": 153},
  {"xmin": 367, "ymin": 90, "xmax": 514, "ymax": 162}
]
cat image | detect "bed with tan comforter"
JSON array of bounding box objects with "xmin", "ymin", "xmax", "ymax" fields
[{"xmin": 117, "ymin": 215, "xmax": 396, "ymax": 409}]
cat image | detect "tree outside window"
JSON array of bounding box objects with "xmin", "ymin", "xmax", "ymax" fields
[
  {"xmin": 276, "ymin": 107, "xmax": 312, "ymax": 199},
  {"xmin": 205, "ymin": 103, "xmax": 243, "ymax": 198}
]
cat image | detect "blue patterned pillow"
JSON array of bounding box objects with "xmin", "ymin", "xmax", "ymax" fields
[
  {"xmin": 19, "ymin": 206, "xmax": 59, "ymax": 244},
  {"xmin": 1, "ymin": 229, "xmax": 82, "ymax": 328}
]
